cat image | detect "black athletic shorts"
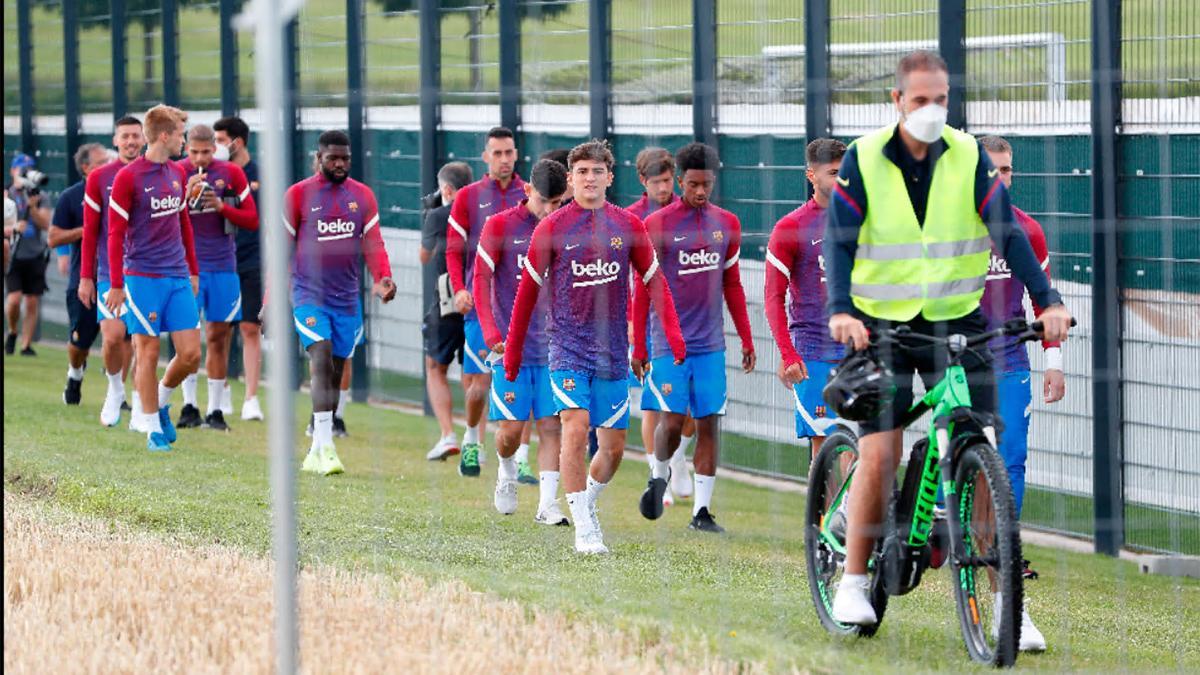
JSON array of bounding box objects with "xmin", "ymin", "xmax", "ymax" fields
[
  {"xmin": 66, "ymin": 288, "xmax": 101, "ymax": 350},
  {"xmin": 6, "ymin": 256, "xmax": 48, "ymax": 295},
  {"xmin": 238, "ymin": 267, "xmax": 263, "ymax": 325},
  {"xmin": 423, "ymin": 308, "xmax": 464, "ymax": 366},
  {"xmin": 857, "ymin": 308, "xmax": 996, "ymax": 435}
]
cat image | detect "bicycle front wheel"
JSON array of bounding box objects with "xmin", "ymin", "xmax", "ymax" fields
[{"xmin": 950, "ymin": 442, "xmax": 1023, "ymax": 667}]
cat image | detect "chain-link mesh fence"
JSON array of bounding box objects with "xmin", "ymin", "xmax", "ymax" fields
[
  {"xmin": 124, "ymin": 3, "xmax": 165, "ymax": 112},
  {"xmin": 177, "ymin": 1, "xmax": 223, "ymax": 111}
]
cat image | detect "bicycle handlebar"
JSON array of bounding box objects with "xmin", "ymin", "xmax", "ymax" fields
[{"xmin": 870, "ymin": 317, "xmax": 1077, "ymax": 351}]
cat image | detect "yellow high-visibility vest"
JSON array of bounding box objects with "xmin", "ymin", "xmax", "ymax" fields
[{"xmin": 850, "ymin": 124, "xmax": 990, "ymax": 321}]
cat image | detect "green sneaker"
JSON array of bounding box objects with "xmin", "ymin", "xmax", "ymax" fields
[
  {"xmin": 301, "ymin": 448, "xmax": 322, "ymax": 473},
  {"xmin": 322, "ymin": 445, "xmax": 345, "ymax": 476},
  {"xmin": 516, "ymin": 460, "xmax": 539, "ymax": 485},
  {"xmin": 458, "ymin": 442, "xmax": 481, "ymax": 477}
]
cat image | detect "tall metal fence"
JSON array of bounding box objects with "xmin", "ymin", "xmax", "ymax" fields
[{"xmin": 3, "ymin": 0, "xmax": 1197, "ymax": 556}]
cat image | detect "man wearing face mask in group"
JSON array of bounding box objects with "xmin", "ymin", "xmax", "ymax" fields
[{"xmin": 823, "ymin": 50, "xmax": 1074, "ymax": 625}]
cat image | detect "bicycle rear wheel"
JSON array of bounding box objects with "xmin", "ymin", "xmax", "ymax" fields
[
  {"xmin": 950, "ymin": 442, "xmax": 1023, "ymax": 667},
  {"xmin": 804, "ymin": 428, "xmax": 887, "ymax": 637}
]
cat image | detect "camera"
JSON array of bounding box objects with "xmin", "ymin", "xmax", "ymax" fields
[
  {"xmin": 421, "ymin": 189, "xmax": 442, "ymax": 211},
  {"xmin": 16, "ymin": 168, "xmax": 49, "ymax": 197}
]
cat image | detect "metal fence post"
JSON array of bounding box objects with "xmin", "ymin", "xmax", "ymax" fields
[
  {"xmin": 588, "ymin": 0, "xmax": 612, "ymax": 142},
  {"xmin": 220, "ymin": 0, "xmax": 239, "ymax": 116},
  {"xmin": 17, "ymin": 0, "xmax": 34, "ymax": 152},
  {"xmin": 418, "ymin": 0, "xmax": 442, "ymax": 417},
  {"xmin": 803, "ymin": 0, "xmax": 830, "ymax": 200},
  {"xmin": 691, "ymin": 0, "xmax": 718, "ymax": 147},
  {"xmin": 64, "ymin": 0, "xmax": 81, "ymax": 184},
  {"xmin": 938, "ymin": 0, "xmax": 967, "ymax": 130},
  {"xmin": 285, "ymin": 17, "xmax": 301, "ymax": 183},
  {"xmin": 499, "ymin": 0, "xmax": 521, "ymax": 146},
  {"xmin": 346, "ymin": 0, "xmax": 370, "ymax": 403},
  {"xmin": 163, "ymin": 0, "xmax": 179, "ymax": 106},
  {"xmin": 1091, "ymin": 0, "xmax": 1124, "ymax": 557},
  {"xmin": 111, "ymin": 0, "xmax": 128, "ymax": 118}
]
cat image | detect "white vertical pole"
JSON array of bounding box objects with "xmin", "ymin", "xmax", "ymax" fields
[{"xmin": 236, "ymin": 1, "xmax": 304, "ymax": 672}]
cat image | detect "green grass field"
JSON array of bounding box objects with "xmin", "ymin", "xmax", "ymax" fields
[
  {"xmin": 4, "ymin": 0, "xmax": 1196, "ymax": 112},
  {"xmin": 4, "ymin": 344, "xmax": 1199, "ymax": 671}
]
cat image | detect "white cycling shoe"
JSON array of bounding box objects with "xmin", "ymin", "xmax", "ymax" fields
[{"xmin": 831, "ymin": 575, "xmax": 877, "ymax": 625}]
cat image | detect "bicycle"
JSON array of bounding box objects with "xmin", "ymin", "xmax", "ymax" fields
[{"xmin": 804, "ymin": 318, "xmax": 1063, "ymax": 667}]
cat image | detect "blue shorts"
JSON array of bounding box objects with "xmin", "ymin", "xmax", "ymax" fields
[
  {"xmin": 551, "ymin": 370, "xmax": 630, "ymax": 429},
  {"xmin": 641, "ymin": 350, "xmax": 726, "ymax": 418},
  {"xmin": 123, "ymin": 275, "xmax": 200, "ymax": 336},
  {"xmin": 793, "ymin": 360, "xmax": 843, "ymax": 438},
  {"xmin": 463, "ymin": 318, "xmax": 490, "ymax": 375},
  {"xmin": 996, "ymin": 369, "xmax": 1033, "ymax": 516},
  {"xmin": 490, "ymin": 363, "xmax": 556, "ymax": 422},
  {"xmin": 197, "ymin": 270, "xmax": 242, "ymax": 322},
  {"xmin": 96, "ymin": 279, "xmax": 130, "ymax": 327},
  {"xmin": 293, "ymin": 304, "xmax": 363, "ymax": 359}
]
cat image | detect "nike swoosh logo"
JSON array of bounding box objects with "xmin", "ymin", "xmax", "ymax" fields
[
  {"xmin": 811, "ymin": 238, "xmax": 823, "ymax": 246},
  {"xmin": 988, "ymin": 168, "xmax": 999, "ymax": 179},
  {"xmin": 610, "ymin": 402, "xmax": 622, "ymax": 409},
  {"xmin": 674, "ymin": 235, "xmax": 687, "ymax": 242},
  {"xmin": 1021, "ymin": 376, "xmax": 1031, "ymax": 385},
  {"xmin": 479, "ymin": 202, "xmax": 492, "ymax": 208},
  {"xmin": 513, "ymin": 239, "xmax": 526, "ymax": 244},
  {"xmin": 565, "ymin": 244, "xmax": 580, "ymax": 250},
  {"xmin": 143, "ymin": 187, "xmax": 154, "ymax": 192},
  {"xmin": 836, "ymin": 176, "xmax": 850, "ymax": 187},
  {"xmin": 311, "ymin": 206, "xmax": 321, "ymax": 212}
]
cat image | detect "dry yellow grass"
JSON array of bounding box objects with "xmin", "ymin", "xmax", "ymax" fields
[{"xmin": 3, "ymin": 492, "xmax": 767, "ymax": 675}]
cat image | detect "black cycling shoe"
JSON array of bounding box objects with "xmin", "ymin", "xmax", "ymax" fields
[
  {"xmin": 20, "ymin": 346, "xmax": 36, "ymax": 357},
  {"xmin": 332, "ymin": 416, "xmax": 348, "ymax": 437},
  {"xmin": 5, "ymin": 333, "xmax": 16, "ymax": 354},
  {"xmin": 688, "ymin": 507, "xmax": 726, "ymax": 533},
  {"xmin": 177, "ymin": 403, "xmax": 203, "ymax": 428},
  {"xmin": 63, "ymin": 377, "xmax": 83, "ymax": 405},
  {"xmin": 639, "ymin": 476, "xmax": 668, "ymax": 520},
  {"xmin": 204, "ymin": 410, "xmax": 231, "ymax": 431}
]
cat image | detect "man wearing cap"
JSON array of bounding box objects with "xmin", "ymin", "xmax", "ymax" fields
[{"xmin": 5, "ymin": 152, "xmax": 52, "ymax": 356}]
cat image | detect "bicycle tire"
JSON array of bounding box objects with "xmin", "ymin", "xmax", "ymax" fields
[
  {"xmin": 950, "ymin": 441, "xmax": 1023, "ymax": 667},
  {"xmin": 804, "ymin": 428, "xmax": 888, "ymax": 637}
]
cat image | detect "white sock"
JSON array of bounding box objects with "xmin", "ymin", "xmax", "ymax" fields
[
  {"xmin": 515, "ymin": 443, "xmax": 530, "ymax": 464},
  {"xmin": 441, "ymin": 432, "xmax": 457, "ymax": 445},
  {"xmin": 158, "ymin": 382, "xmax": 175, "ymax": 409},
  {"xmin": 651, "ymin": 455, "xmax": 671, "ymax": 480},
  {"xmin": 207, "ymin": 378, "xmax": 225, "ymax": 415},
  {"xmin": 693, "ymin": 473, "xmax": 715, "ymax": 515},
  {"xmin": 67, "ymin": 365, "xmax": 85, "ymax": 381},
  {"xmin": 538, "ymin": 471, "xmax": 560, "ymax": 511},
  {"xmin": 463, "ymin": 425, "xmax": 480, "ymax": 446},
  {"xmin": 498, "ymin": 453, "xmax": 517, "ymax": 481},
  {"xmin": 336, "ymin": 389, "xmax": 350, "ymax": 418},
  {"xmin": 131, "ymin": 389, "xmax": 141, "ymax": 411},
  {"xmin": 222, "ymin": 382, "xmax": 233, "ymax": 411},
  {"xmin": 106, "ymin": 370, "xmax": 124, "ymax": 394},
  {"xmin": 144, "ymin": 408, "xmax": 163, "ymax": 434},
  {"xmin": 840, "ymin": 573, "xmax": 868, "ymax": 590},
  {"xmin": 585, "ymin": 475, "xmax": 607, "ymax": 506},
  {"xmin": 677, "ymin": 433, "xmax": 695, "ymax": 456},
  {"xmin": 566, "ymin": 491, "xmax": 591, "ymax": 532},
  {"xmin": 181, "ymin": 373, "xmax": 198, "ymax": 406},
  {"xmin": 313, "ymin": 411, "xmax": 334, "ymax": 447}
]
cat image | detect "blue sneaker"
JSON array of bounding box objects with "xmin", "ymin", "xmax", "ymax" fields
[
  {"xmin": 158, "ymin": 405, "xmax": 177, "ymax": 444},
  {"xmin": 147, "ymin": 431, "xmax": 172, "ymax": 452}
]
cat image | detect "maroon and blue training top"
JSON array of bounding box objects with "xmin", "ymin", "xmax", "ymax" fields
[
  {"xmin": 625, "ymin": 191, "xmax": 679, "ymax": 221},
  {"xmin": 980, "ymin": 206, "xmax": 1059, "ymax": 373},
  {"xmin": 473, "ymin": 202, "xmax": 550, "ymax": 366},
  {"xmin": 445, "ymin": 174, "xmax": 527, "ymax": 297},
  {"xmin": 632, "ymin": 199, "xmax": 754, "ymax": 361},
  {"xmin": 765, "ymin": 199, "xmax": 846, "ymax": 366},
  {"xmin": 503, "ymin": 200, "xmax": 687, "ymax": 381},
  {"xmin": 79, "ymin": 158, "xmax": 130, "ymax": 283},
  {"xmin": 106, "ymin": 156, "xmax": 199, "ymax": 287},
  {"xmin": 177, "ymin": 158, "xmax": 259, "ymax": 273},
  {"xmin": 284, "ymin": 173, "xmax": 391, "ymax": 313}
]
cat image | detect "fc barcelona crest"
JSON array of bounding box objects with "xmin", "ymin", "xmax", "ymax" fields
[
  {"xmin": 610, "ymin": 236, "xmax": 623, "ymax": 250},
  {"xmin": 171, "ymin": 180, "xmax": 181, "ymax": 192},
  {"xmin": 815, "ymin": 405, "xmax": 827, "ymax": 418},
  {"xmin": 712, "ymin": 230, "xmax": 724, "ymax": 243},
  {"xmin": 504, "ymin": 391, "xmax": 516, "ymax": 404},
  {"xmin": 348, "ymin": 201, "xmax": 359, "ymax": 212},
  {"xmin": 215, "ymin": 178, "xmax": 226, "ymax": 189},
  {"xmin": 563, "ymin": 377, "xmax": 576, "ymax": 392},
  {"xmin": 148, "ymin": 311, "xmax": 158, "ymax": 321},
  {"xmin": 305, "ymin": 316, "xmax": 317, "ymax": 327},
  {"xmin": 662, "ymin": 383, "xmax": 673, "ymax": 396}
]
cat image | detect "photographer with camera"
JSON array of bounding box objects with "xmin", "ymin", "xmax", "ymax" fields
[{"xmin": 6, "ymin": 152, "xmax": 52, "ymax": 356}]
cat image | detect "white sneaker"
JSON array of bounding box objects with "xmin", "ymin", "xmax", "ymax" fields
[
  {"xmin": 100, "ymin": 386, "xmax": 124, "ymax": 427},
  {"xmin": 493, "ymin": 476, "xmax": 518, "ymax": 515},
  {"xmin": 662, "ymin": 485, "xmax": 675, "ymax": 508},
  {"xmin": 831, "ymin": 575, "xmax": 877, "ymax": 625},
  {"xmin": 221, "ymin": 383, "xmax": 234, "ymax": 415},
  {"xmin": 574, "ymin": 526, "xmax": 609, "ymax": 555},
  {"xmin": 128, "ymin": 410, "xmax": 150, "ymax": 433},
  {"xmin": 425, "ymin": 436, "xmax": 459, "ymax": 461},
  {"xmin": 670, "ymin": 450, "xmax": 692, "ymax": 498},
  {"xmin": 993, "ymin": 592, "xmax": 1047, "ymax": 652},
  {"xmin": 241, "ymin": 396, "xmax": 264, "ymax": 421},
  {"xmin": 534, "ymin": 500, "xmax": 570, "ymax": 526}
]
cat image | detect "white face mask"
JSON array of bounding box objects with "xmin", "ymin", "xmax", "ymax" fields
[
  {"xmin": 901, "ymin": 102, "xmax": 948, "ymax": 144},
  {"xmin": 213, "ymin": 143, "xmax": 231, "ymax": 161}
]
